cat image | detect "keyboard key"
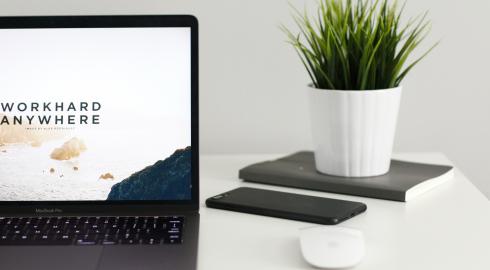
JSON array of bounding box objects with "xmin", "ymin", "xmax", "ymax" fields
[
  {"xmin": 102, "ymin": 235, "xmax": 118, "ymax": 245},
  {"xmin": 142, "ymin": 237, "xmax": 161, "ymax": 245},
  {"xmin": 76, "ymin": 240, "xmax": 97, "ymax": 245},
  {"xmin": 121, "ymin": 238, "xmax": 139, "ymax": 245}
]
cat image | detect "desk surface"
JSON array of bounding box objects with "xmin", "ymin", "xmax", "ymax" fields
[{"xmin": 197, "ymin": 153, "xmax": 490, "ymax": 270}]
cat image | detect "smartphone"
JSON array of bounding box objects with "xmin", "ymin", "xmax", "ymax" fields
[{"xmin": 206, "ymin": 187, "xmax": 366, "ymax": 225}]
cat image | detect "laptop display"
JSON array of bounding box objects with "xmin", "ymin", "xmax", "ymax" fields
[{"xmin": 0, "ymin": 27, "xmax": 192, "ymax": 202}]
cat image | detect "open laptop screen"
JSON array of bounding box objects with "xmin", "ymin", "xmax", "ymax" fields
[{"xmin": 0, "ymin": 27, "xmax": 192, "ymax": 202}]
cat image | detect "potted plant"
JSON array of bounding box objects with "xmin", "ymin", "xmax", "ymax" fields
[{"xmin": 283, "ymin": 0, "xmax": 437, "ymax": 177}]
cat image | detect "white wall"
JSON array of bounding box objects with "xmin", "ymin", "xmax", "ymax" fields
[{"xmin": 1, "ymin": 0, "xmax": 489, "ymax": 199}]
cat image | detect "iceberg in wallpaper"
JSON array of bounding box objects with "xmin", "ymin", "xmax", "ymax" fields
[{"xmin": 107, "ymin": 146, "xmax": 191, "ymax": 200}]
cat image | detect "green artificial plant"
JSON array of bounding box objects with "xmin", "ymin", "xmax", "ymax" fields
[{"xmin": 283, "ymin": 0, "xmax": 438, "ymax": 90}]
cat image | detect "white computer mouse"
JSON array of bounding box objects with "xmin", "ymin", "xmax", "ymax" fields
[{"xmin": 299, "ymin": 226, "xmax": 365, "ymax": 269}]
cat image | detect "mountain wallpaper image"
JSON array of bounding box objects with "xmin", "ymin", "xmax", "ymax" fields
[
  {"xmin": 107, "ymin": 146, "xmax": 192, "ymax": 200},
  {"xmin": 0, "ymin": 125, "xmax": 191, "ymax": 201}
]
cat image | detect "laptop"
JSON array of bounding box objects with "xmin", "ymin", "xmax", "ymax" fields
[{"xmin": 0, "ymin": 15, "xmax": 199, "ymax": 270}]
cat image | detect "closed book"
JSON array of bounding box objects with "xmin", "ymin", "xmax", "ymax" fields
[{"xmin": 239, "ymin": 151, "xmax": 453, "ymax": 202}]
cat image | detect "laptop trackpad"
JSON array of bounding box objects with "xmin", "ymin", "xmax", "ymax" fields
[
  {"xmin": 97, "ymin": 246, "xmax": 195, "ymax": 270},
  {"xmin": 0, "ymin": 246, "xmax": 103, "ymax": 270}
]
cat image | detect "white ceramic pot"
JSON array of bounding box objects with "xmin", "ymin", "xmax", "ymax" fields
[{"xmin": 308, "ymin": 85, "xmax": 402, "ymax": 177}]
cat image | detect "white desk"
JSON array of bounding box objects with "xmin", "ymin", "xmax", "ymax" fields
[{"xmin": 197, "ymin": 153, "xmax": 490, "ymax": 270}]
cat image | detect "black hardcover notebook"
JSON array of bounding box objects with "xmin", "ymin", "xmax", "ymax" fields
[{"xmin": 239, "ymin": 151, "xmax": 454, "ymax": 202}]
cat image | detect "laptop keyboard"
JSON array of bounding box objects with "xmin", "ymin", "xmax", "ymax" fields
[{"xmin": 0, "ymin": 216, "xmax": 183, "ymax": 246}]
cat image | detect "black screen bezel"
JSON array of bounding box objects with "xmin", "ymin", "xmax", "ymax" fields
[{"xmin": 0, "ymin": 15, "xmax": 199, "ymax": 215}]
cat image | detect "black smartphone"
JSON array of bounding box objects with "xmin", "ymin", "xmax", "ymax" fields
[{"xmin": 206, "ymin": 187, "xmax": 366, "ymax": 225}]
